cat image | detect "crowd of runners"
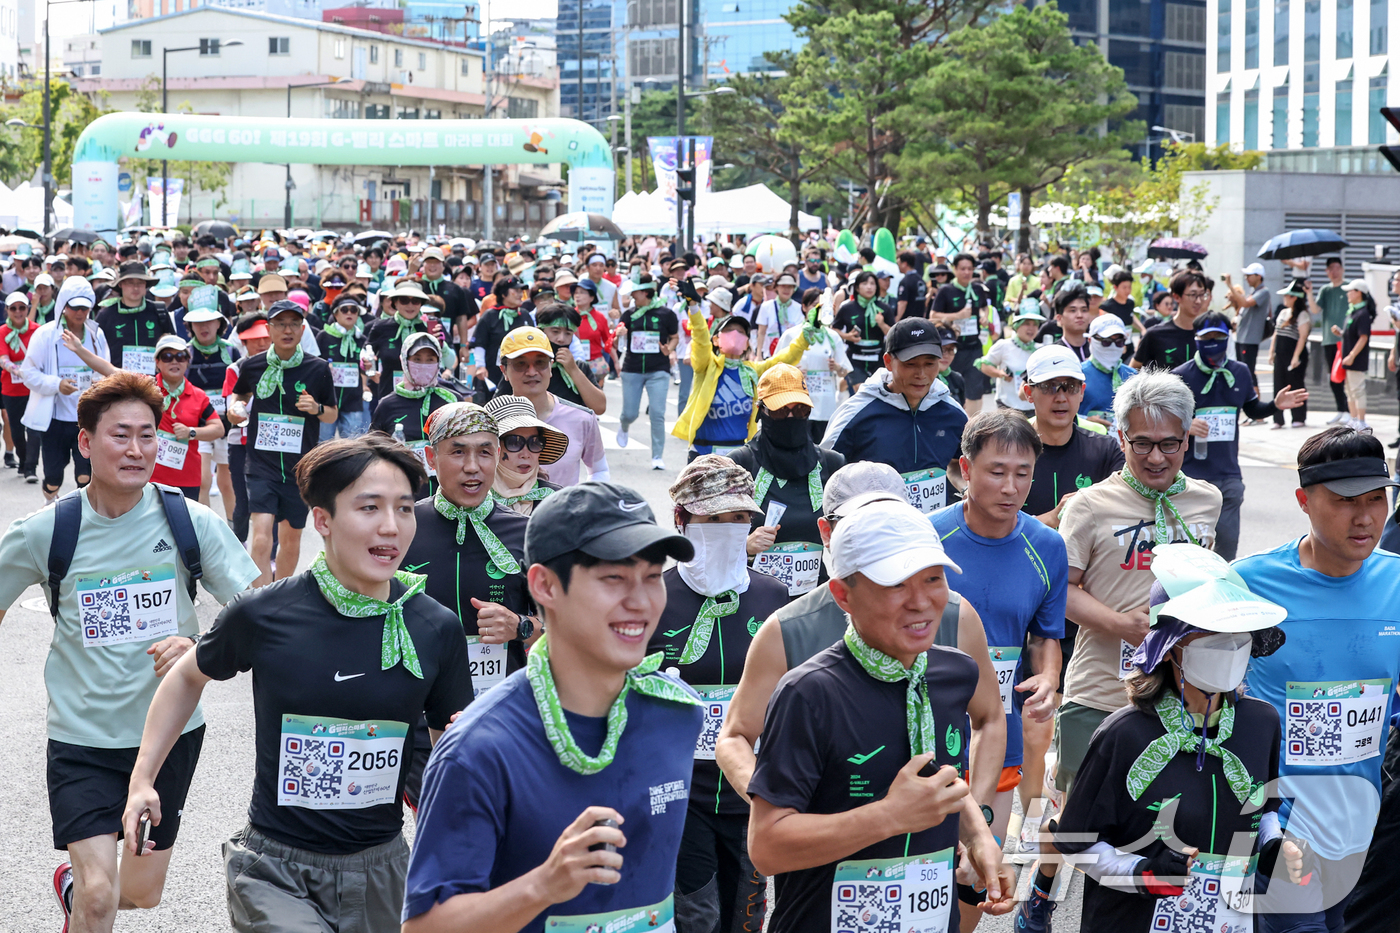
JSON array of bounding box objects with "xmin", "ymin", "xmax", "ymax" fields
[{"xmin": 1, "ymin": 227, "xmax": 1398, "ymax": 933}]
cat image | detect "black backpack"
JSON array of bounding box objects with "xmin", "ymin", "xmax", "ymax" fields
[{"xmin": 46, "ymin": 484, "xmax": 203, "ymax": 618}]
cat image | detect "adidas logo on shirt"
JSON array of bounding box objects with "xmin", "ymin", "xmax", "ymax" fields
[{"xmin": 153, "ymin": 539, "xmax": 173, "ymax": 554}]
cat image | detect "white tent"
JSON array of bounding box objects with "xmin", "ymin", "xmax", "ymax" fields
[
  {"xmin": 611, "ymin": 183, "xmax": 820, "ymax": 237},
  {"xmin": 0, "ymin": 181, "xmax": 73, "ymax": 232}
]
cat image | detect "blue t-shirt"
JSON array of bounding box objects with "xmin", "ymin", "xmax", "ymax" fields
[
  {"xmin": 697, "ymin": 364, "xmax": 753, "ymax": 446},
  {"xmin": 1236, "ymin": 539, "xmax": 1400, "ymax": 860},
  {"xmin": 1080, "ymin": 359, "xmax": 1136, "ymax": 424},
  {"xmin": 1172, "ymin": 357, "xmax": 1257, "ymax": 483},
  {"xmin": 929, "ymin": 505, "xmax": 1067, "ymax": 766},
  {"xmin": 403, "ymin": 670, "xmax": 703, "ymax": 930}
]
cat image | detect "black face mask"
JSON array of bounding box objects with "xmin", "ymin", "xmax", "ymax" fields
[
  {"xmin": 756, "ymin": 406, "xmax": 818, "ymax": 478},
  {"xmin": 760, "ymin": 408, "xmax": 810, "ymax": 447}
]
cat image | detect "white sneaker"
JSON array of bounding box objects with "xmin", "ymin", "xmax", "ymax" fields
[
  {"xmin": 1327, "ymin": 411, "xmax": 1348, "ymax": 424},
  {"xmin": 651, "ymin": 457, "xmax": 666, "ymax": 470},
  {"xmin": 1355, "ymin": 420, "xmax": 1371, "ymax": 431},
  {"xmin": 616, "ymin": 428, "xmax": 629, "ymax": 448}
]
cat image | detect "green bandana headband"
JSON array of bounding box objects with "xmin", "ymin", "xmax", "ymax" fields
[
  {"xmin": 432, "ymin": 490, "xmax": 521, "ymax": 574},
  {"xmin": 309, "ymin": 552, "xmax": 427, "ymax": 678},
  {"xmin": 1192, "ymin": 352, "xmax": 1235, "ymax": 393},
  {"xmin": 677, "ymin": 590, "xmax": 739, "ymax": 664},
  {"xmin": 753, "ymin": 464, "xmax": 823, "ymax": 511},
  {"xmin": 844, "ymin": 622, "xmax": 935, "ymax": 756},
  {"xmin": 395, "ymin": 379, "xmax": 459, "ymax": 418},
  {"xmin": 1091, "ymin": 357, "xmax": 1124, "ymax": 391},
  {"xmin": 254, "ymin": 345, "xmax": 304, "ymax": 399},
  {"xmin": 526, "ymin": 633, "xmax": 702, "ymax": 775},
  {"xmin": 1127, "ymin": 691, "xmax": 1253, "ymax": 803},
  {"xmin": 196, "ymin": 257, "xmax": 221, "ymax": 269},
  {"xmin": 4, "ymin": 316, "xmax": 29, "ymax": 355},
  {"xmin": 1120, "ymin": 468, "xmax": 1197, "ymax": 546},
  {"xmin": 190, "ymin": 336, "xmax": 232, "ymax": 364}
]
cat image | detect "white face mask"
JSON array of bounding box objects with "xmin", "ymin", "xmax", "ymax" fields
[
  {"xmin": 1179, "ymin": 631, "xmax": 1253, "ymax": 695},
  {"xmin": 1089, "ymin": 340, "xmax": 1124, "ymax": 369},
  {"xmin": 679, "ymin": 521, "xmax": 752, "ymax": 597}
]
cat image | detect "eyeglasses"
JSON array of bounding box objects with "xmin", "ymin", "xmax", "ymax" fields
[
  {"xmin": 501, "ymin": 433, "xmax": 546, "ymax": 453},
  {"xmin": 1180, "ymin": 289, "xmax": 1207, "ymax": 300},
  {"xmin": 1031, "ymin": 380, "xmax": 1084, "ymax": 396},
  {"xmin": 157, "ymin": 351, "xmax": 190, "ymax": 363},
  {"xmin": 1093, "ymin": 335, "xmax": 1126, "ymax": 347},
  {"xmin": 1127, "ymin": 436, "xmax": 1185, "ymax": 455},
  {"xmin": 268, "ymin": 318, "xmax": 303, "ymax": 330}
]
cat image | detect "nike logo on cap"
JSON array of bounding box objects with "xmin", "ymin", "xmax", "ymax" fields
[
  {"xmin": 334, "ymin": 671, "xmax": 365, "ymax": 682},
  {"xmin": 619, "ymin": 500, "xmax": 647, "ymax": 512}
]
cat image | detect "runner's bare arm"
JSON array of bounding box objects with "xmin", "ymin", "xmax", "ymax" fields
[
  {"xmin": 1016, "ymin": 635, "xmax": 1061, "ymax": 723},
  {"xmin": 957, "ymin": 796, "xmax": 1015, "ymax": 914},
  {"xmin": 121, "ymin": 649, "xmax": 215, "ymax": 856},
  {"xmin": 956, "ymin": 601, "xmax": 1006, "ymax": 808},
  {"xmin": 1065, "ymin": 567, "xmax": 1149, "ymax": 644},
  {"xmin": 715, "ymin": 613, "xmax": 787, "ymax": 803},
  {"xmin": 58, "ymin": 330, "xmax": 118, "ymax": 376},
  {"xmin": 403, "ymin": 806, "xmax": 626, "ymax": 933}
]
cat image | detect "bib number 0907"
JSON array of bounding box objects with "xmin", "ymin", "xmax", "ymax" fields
[{"xmin": 347, "ymin": 748, "xmax": 400, "ymax": 771}]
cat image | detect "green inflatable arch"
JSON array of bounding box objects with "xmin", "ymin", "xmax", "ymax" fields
[{"xmin": 71, "ymin": 112, "xmax": 615, "ymax": 234}]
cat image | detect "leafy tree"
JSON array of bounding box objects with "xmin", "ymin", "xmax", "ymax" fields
[{"xmin": 0, "ymin": 79, "xmax": 112, "ymax": 190}]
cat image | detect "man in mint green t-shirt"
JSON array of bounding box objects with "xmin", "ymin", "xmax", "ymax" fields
[
  {"xmin": 0, "ymin": 371, "xmax": 257, "ymax": 933},
  {"xmin": 1313, "ymin": 256, "xmax": 1352, "ymax": 418}
]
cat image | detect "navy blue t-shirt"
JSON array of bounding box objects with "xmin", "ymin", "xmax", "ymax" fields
[
  {"xmin": 928, "ymin": 505, "xmax": 1067, "ymax": 766},
  {"xmin": 403, "ymin": 669, "xmax": 703, "ymax": 930},
  {"xmin": 698, "ymin": 365, "xmax": 753, "ymax": 446},
  {"xmin": 1172, "ymin": 357, "xmax": 1257, "ymax": 484}
]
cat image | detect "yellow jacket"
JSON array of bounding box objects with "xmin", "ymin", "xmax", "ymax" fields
[{"xmin": 672, "ymin": 306, "xmax": 811, "ymax": 444}]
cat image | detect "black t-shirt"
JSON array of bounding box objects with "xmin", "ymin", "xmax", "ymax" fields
[
  {"xmin": 1057, "ymin": 335, "xmax": 1091, "ymax": 363},
  {"xmin": 95, "ymin": 299, "xmax": 174, "ymax": 368},
  {"xmin": 1343, "ymin": 305, "xmax": 1373, "ymax": 371},
  {"xmin": 231, "ymin": 351, "xmax": 337, "ymax": 483},
  {"xmin": 1056, "ymin": 697, "xmax": 1280, "ymax": 932},
  {"xmin": 730, "ymin": 444, "xmax": 845, "ymax": 588},
  {"xmin": 897, "ymin": 270, "xmax": 927, "ymax": 319},
  {"xmin": 1036, "ymin": 319, "xmax": 1064, "ymax": 344},
  {"xmin": 195, "ymin": 572, "xmax": 473, "ymax": 854},
  {"xmin": 364, "ymin": 314, "xmax": 429, "ymax": 401},
  {"xmin": 620, "ymin": 304, "xmax": 678, "ymax": 374},
  {"xmin": 1023, "ymin": 426, "xmax": 1125, "ymax": 517},
  {"xmin": 832, "ymin": 299, "xmax": 895, "ymax": 370},
  {"xmin": 369, "ymin": 387, "xmax": 461, "ymax": 443},
  {"xmin": 647, "ymin": 567, "xmax": 790, "ymax": 814},
  {"xmin": 419, "ymin": 277, "xmax": 478, "ymax": 325},
  {"xmin": 939, "ymin": 369, "xmax": 966, "ymax": 407},
  {"xmin": 932, "ymin": 282, "xmax": 990, "ymax": 346},
  {"xmin": 468, "ymin": 307, "xmax": 532, "ymax": 386},
  {"xmin": 1100, "ymin": 297, "xmax": 1135, "ymax": 330},
  {"xmin": 315, "ymin": 328, "xmax": 368, "ymax": 413},
  {"xmin": 749, "ymin": 641, "xmax": 978, "ymax": 933},
  {"xmin": 186, "ymin": 342, "xmax": 241, "ymax": 401},
  {"xmin": 547, "ymin": 355, "xmax": 599, "ymax": 408},
  {"xmin": 1132, "ymin": 320, "xmax": 1196, "ymax": 371},
  {"xmin": 402, "ymin": 498, "xmax": 531, "ymax": 675}
]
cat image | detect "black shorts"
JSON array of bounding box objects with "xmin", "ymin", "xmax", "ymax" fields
[
  {"xmin": 246, "ymin": 477, "xmax": 310, "ymax": 529},
  {"xmin": 47, "ymin": 725, "xmax": 205, "ymax": 851}
]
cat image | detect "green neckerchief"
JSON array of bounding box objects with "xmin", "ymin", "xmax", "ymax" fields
[
  {"xmin": 857, "ymin": 294, "xmax": 881, "ymax": 329},
  {"xmin": 393, "ymin": 312, "xmax": 421, "ymax": 345},
  {"xmin": 432, "ymin": 490, "xmax": 521, "ymax": 574},
  {"xmin": 1013, "ymin": 336, "xmax": 1037, "ymax": 352},
  {"xmin": 35, "ymin": 300, "xmax": 54, "ymax": 323},
  {"xmin": 491, "ymin": 483, "xmax": 555, "ymax": 508},
  {"xmin": 754, "ymin": 464, "xmax": 823, "ymax": 511},
  {"xmin": 323, "ymin": 320, "xmax": 360, "ymax": 359},
  {"xmin": 395, "ymin": 378, "xmax": 458, "ymax": 418},
  {"xmin": 500, "ymin": 305, "xmax": 521, "ymax": 329},
  {"xmin": 843, "ymin": 622, "xmax": 935, "ymax": 756},
  {"xmin": 1126, "ymin": 691, "xmax": 1252, "ymax": 803},
  {"xmin": 678, "ymin": 590, "xmax": 740, "ymax": 663},
  {"xmin": 632, "ymin": 296, "xmax": 665, "ymax": 317},
  {"xmin": 723, "ymin": 357, "xmax": 757, "ymax": 398},
  {"xmin": 1192, "ymin": 352, "xmax": 1235, "ymax": 393},
  {"xmin": 190, "ymin": 336, "xmax": 233, "ymax": 364},
  {"xmin": 4, "ymin": 316, "xmax": 30, "ymax": 355},
  {"xmin": 160, "ymin": 377, "xmax": 185, "ymax": 412},
  {"xmin": 1091, "ymin": 357, "xmax": 1124, "ymax": 390},
  {"xmin": 1119, "ymin": 468, "xmax": 1198, "ymax": 546},
  {"xmin": 118, "ymin": 299, "xmax": 147, "ymax": 314},
  {"xmin": 308, "ymin": 552, "xmax": 427, "ymax": 679},
  {"xmin": 254, "ymin": 346, "xmax": 304, "ymax": 399},
  {"xmin": 1345, "ymin": 301, "xmax": 1364, "ymax": 328},
  {"xmin": 806, "ymin": 307, "xmax": 834, "ymax": 348},
  {"xmin": 773, "ymin": 296, "xmax": 794, "ymax": 324},
  {"xmin": 526, "ymin": 632, "xmax": 703, "ymax": 775}
]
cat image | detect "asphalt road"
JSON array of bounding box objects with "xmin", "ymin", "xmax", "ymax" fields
[{"xmin": 0, "ymin": 375, "xmax": 1359, "ymax": 932}]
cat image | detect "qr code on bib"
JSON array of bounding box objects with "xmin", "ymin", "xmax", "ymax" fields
[
  {"xmin": 834, "ymin": 883, "xmax": 902, "ymax": 933},
  {"xmin": 80, "ymin": 587, "xmax": 132, "ymax": 640},
  {"xmin": 1151, "ymin": 875, "xmax": 1227, "ymax": 933},
  {"xmin": 1287, "ymin": 701, "xmax": 1343, "ymax": 759},
  {"xmin": 281, "ymin": 735, "xmax": 345, "ymax": 800},
  {"xmin": 697, "ymin": 705, "xmax": 724, "ymax": 755}
]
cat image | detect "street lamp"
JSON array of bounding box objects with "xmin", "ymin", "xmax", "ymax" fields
[
  {"xmin": 285, "ymin": 77, "xmax": 351, "ymax": 228},
  {"xmin": 162, "ymin": 39, "xmax": 243, "ymax": 227}
]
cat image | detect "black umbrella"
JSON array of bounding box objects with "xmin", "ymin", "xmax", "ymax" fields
[
  {"xmin": 1147, "ymin": 237, "xmax": 1209, "ymax": 260},
  {"xmin": 1257, "ymin": 228, "xmax": 1349, "ymax": 261},
  {"xmin": 539, "ymin": 212, "xmax": 626, "ymax": 241},
  {"xmin": 193, "ymin": 219, "xmax": 239, "ymax": 239},
  {"xmin": 51, "ymin": 227, "xmax": 98, "ymax": 244},
  {"xmin": 353, "ymin": 229, "xmax": 394, "ymax": 244}
]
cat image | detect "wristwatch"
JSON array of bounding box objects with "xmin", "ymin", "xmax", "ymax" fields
[
  {"xmin": 516, "ymin": 613, "xmax": 534, "ymax": 641},
  {"xmin": 981, "ymin": 804, "xmax": 994, "ymax": 827},
  {"xmin": 316, "ymin": 403, "xmax": 325, "ymax": 416}
]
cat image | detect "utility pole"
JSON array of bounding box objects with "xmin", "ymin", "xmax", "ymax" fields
[{"xmin": 675, "ymin": 0, "xmax": 685, "ymax": 246}]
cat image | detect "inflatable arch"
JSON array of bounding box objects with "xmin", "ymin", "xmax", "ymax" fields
[{"xmin": 70, "ymin": 112, "xmax": 615, "ymax": 234}]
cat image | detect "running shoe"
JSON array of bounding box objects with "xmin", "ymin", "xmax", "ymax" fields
[
  {"xmin": 3, "ymin": 451, "xmax": 14, "ymax": 468},
  {"xmin": 616, "ymin": 428, "xmax": 629, "ymax": 448},
  {"xmin": 25, "ymin": 471, "xmax": 36, "ymax": 483},
  {"xmin": 652, "ymin": 457, "xmax": 665, "ymax": 470},
  {"xmin": 1013, "ymin": 881, "xmax": 1057, "ymax": 933},
  {"xmin": 1327, "ymin": 411, "xmax": 1348, "ymax": 424},
  {"xmin": 53, "ymin": 862, "xmax": 73, "ymax": 933}
]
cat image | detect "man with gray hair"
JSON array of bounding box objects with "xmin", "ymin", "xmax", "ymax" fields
[{"xmin": 1012, "ymin": 369, "xmax": 1222, "ymax": 932}]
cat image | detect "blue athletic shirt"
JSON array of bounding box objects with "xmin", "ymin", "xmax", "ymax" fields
[
  {"xmin": 403, "ymin": 670, "xmax": 702, "ymax": 930},
  {"xmin": 928, "ymin": 505, "xmax": 1067, "ymax": 766},
  {"xmin": 1079, "ymin": 358, "xmax": 1137, "ymax": 424},
  {"xmin": 1235, "ymin": 539, "xmax": 1400, "ymax": 860},
  {"xmin": 697, "ymin": 365, "xmax": 753, "ymax": 446}
]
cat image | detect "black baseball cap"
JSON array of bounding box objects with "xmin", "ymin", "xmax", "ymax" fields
[
  {"xmin": 935, "ymin": 326, "xmax": 959, "ymax": 346},
  {"xmin": 1297, "ymin": 457, "xmax": 1400, "ymax": 497},
  {"xmin": 525, "ymin": 482, "xmax": 694, "ymax": 565},
  {"xmin": 884, "ymin": 318, "xmax": 943, "ymax": 361}
]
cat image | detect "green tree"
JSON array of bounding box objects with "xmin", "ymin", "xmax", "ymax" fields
[
  {"xmin": 123, "ymin": 75, "xmax": 233, "ymax": 219},
  {"xmin": 0, "ymin": 79, "xmax": 112, "ymax": 190},
  {"xmin": 897, "ymin": 3, "xmax": 1141, "ymax": 249}
]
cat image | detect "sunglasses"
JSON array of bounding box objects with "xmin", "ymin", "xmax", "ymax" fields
[
  {"xmin": 1094, "ymin": 335, "xmax": 1126, "ymax": 347},
  {"xmin": 501, "ymin": 434, "xmax": 546, "ymax": 453},
  {"xmin": 157, "ymin": 351, "xmax": 190, "ymax": 363},
  {"xmin": 1032, "ymin": 379, "xmax": 1084, "ymax": 395}
]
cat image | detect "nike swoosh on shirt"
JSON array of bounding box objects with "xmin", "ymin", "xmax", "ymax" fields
[
  {"xmin": 403, "ymin": 562, "xmax": 430, "ymax": 572},
  {"xmin": 334, "ymin": 671, "xmax": 366, "ymax": 682}
]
